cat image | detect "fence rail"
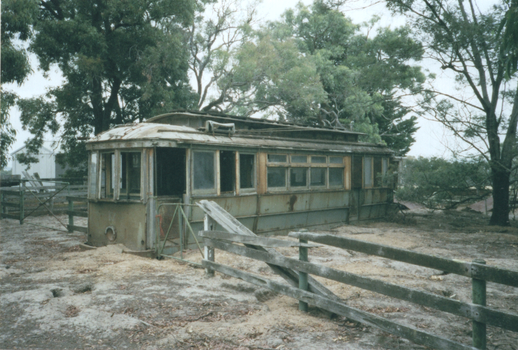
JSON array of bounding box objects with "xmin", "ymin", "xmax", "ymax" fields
[
  {"xmin": 67, "ymin": 196, "xmax": 88, "ymax": 233},
  {"xmin": 198, "ymin": 200, "xmax": 518, "ymax": 350},
  {"xmin": 0, "ymin": 181, "xmax": 87, "ymax": 224}
]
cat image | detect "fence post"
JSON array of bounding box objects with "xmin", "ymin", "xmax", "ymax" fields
[
  {"xmin": 19, "ymin": 181, "xmax": 25, "ymax": 225},
  {"xmin": 204, "ymin": 214, "xmax": 215, "ymax": 277},
  {"xmin": 298, "ymin": 230, "xmax": 309, "ymax": 312},
  {"xmin": 68, "ymin": 198, "xmax": 74, "ymax": 233},
  {"xmin": 1, "ymin": 192, "xmax": 4, "ymax": 219},
  {"xmin": 472, "ymin": 259, "xmax": 487, "ymax": 349}
]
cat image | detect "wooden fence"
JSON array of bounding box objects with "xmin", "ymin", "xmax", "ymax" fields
[
  {"xmin": 66, "ymin": 196, "xmax": 88, "ymax": 233},
  {"xmin": 198, "ymin": 200, "xmax": 518, "ymax": 350},
  {"xmin": 0, "ymin": 181, "xmax": 87, "ymax": 224}
]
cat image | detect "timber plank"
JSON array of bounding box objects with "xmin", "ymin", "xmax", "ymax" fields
[
  {"xmin": 1, "ymin": 202, "xmax": 20, "ymax": 208},
  {"xmin": 199, "ymin": 230, "xmax": 320, "ymax": 248},
  {"xmin": 204, "ymin": 238, "xmax": 518, "ymax": 332},
  {"xmin": 1, "ymin": 213, "xmax": 20, "ymax": 220},
  {"xmin": 67, "ymin": 210, "xmax": 88, "ymax": 217},
  {"xmin": 197, "ymin": 200, "xmax": 341, "ymax": 303},
  {"xmin": 289, "ymin": 232, "xmax": 518, "ymax": 288},
  {"xmin": 68, "ymin": 225, "xmax": 87, "ymax": 233},
  {"xmin": 66, "ymin": 196, "xmax": 89, "ymax": 202},
  {"xmin": 203, "ymin": 260, "xmax": 477, "ymax": 350}
]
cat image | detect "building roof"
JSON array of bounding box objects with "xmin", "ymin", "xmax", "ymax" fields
[
  {"xmin": 87, "ymin": 122, "xmax": 392, "ymax": 155},
  {"xmin": 10, "ymin": 141, "xmax": 58, "ymax": 156}
]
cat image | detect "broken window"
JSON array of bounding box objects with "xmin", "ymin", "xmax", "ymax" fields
[
  {"xmin": 220, "ymin": 151, "xmax": 236, "ymax": 193},
  {"xmin": 239, "ymin": 153, "xmax": 255, "ymax": 190},
  {"xmin": 156, "ymin": 148, "xmax": 186, "ymax": 197},
  {"xmin": 193, "ymin": 151, "xmax": 216, "ymax": 191},
  {"xmin": 100, "ymin": 153, "xmax": 115, "ymax": 199},
  {"xmin": 120, "ymin": 152, "xmax": 141, "ymax": 199},
  {"xmin": 290, "ymin": 168, "xmax": 308, "ymax": 187},
  {"xmin": 364, "ymin": 157, "xmax": 373, "ymax": 188}
]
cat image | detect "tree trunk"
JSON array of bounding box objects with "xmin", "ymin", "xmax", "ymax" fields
[{"xmin": 489, "ymin": 167, "xmax": 511, "ymax": 226}]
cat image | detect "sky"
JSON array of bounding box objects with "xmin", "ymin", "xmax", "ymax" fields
[{"xmin": 4, "ymin": 0, "xmax": 458, "ymax": 166}]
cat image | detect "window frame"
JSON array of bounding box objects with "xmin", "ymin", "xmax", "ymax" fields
[
  {"xmin": 191, "ymin": 149, "xmax": 218, "ymax": 195},
  {"xmin": 363, "ymin": 156, "xmax": 374, "ymax": 189},
  {"xmin": 99, "ymin": 152, "xmax": 115, "ymax": 200},
  {"xmin": 238, "ymin": 152, "xmax": 257, "ymax": 194},
  {"xmin": 118, "ymin": 150, "xmax": 143, "ymax": 200}
]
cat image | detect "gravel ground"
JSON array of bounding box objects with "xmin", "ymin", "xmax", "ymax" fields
[{"xmin": 1, "ymin": 209, "xmax": 517, "ymax": 350}]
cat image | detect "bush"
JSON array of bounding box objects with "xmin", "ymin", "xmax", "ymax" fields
[{"xmin": 396, "ymin": 157, "xmax": 491, "ymax": 209}]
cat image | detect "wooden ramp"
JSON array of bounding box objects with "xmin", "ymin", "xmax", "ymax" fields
[{"xmin": 197, "ymin": 200, "xmax": 341, "ymax": 304}]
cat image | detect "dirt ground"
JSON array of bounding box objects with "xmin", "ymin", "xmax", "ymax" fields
[{"xmin": 1, "ymin": 209, "xmax": 518, "ymax": 350}]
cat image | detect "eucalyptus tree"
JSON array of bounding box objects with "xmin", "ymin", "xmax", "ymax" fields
[
  {"xmin": 387, "ymin": 0, "xmax": 518, "ymax": 226},
  {"xmin": 16, "ymin": 0, "xmax": 197, "ymax": 171},
  {"xmin": 0, "ymin": 0, "xmax": 38, "ymax": 168}
]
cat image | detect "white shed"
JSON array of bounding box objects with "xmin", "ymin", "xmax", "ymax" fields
[{"xmin": 11, "ymin": 142, "xmax": 58, "ymax": 179}]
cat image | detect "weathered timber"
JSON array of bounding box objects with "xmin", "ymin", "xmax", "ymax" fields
[
  {"xmin": 0, "ymin": 202, "xmax": 20, "ymax": 208},
  {"xmin": 199, "ymin": 230, "xmax": 320, "ymax": 248},
  {"xmin": 0, "ymin": 190, "xmax": 21, "ymax": 195},
  {"xmin": 289, "ymin": 232, "xmax": 518, "ymax": 287},
  {"xmin": 66, "ymin": 196, "xmax": 88, "ymax": 202},
  {"xmin": 66, "ymin": 210, "xmax": 88, "ymax": 218},
  {"xmin": 197, "ymin": 200, "xmax": 341, "ymax": 303},
  {"xmin": 203, "ymin": 238, "xmax": 518, "ymax": 332},
  {"xmin": 203, "ymin": 260, "xmax": 478, "ymax": 350},
  {"xmin": 68, "ymin": 225, "xmax": 88, "ymax": 233},
  {"xmin": 1, "ymin": 213, "xmax": 20, "ymax": 220}
]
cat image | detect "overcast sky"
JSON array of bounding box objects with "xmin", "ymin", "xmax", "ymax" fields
[{"xmin": 4, "ymin": 0, "xmax": 457, "ymax": 166}]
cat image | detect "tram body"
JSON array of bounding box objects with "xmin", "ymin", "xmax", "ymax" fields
[{"xmin": 86, "ymin": 111, "xmax": 395, "ymax": 253}]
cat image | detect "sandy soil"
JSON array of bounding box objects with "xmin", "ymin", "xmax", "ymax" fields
[{"xmin": 1, "ymin": 209, "xmax": 518, "ymax": 350}]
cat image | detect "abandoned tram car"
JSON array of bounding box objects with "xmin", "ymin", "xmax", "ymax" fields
[{"xmin": 86, "ymin": 111, "xmax": 395, "ymax": 253}]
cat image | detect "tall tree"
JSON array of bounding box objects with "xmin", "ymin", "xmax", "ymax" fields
[
  {"xmin": 387, "ymin": 0, "xmax": 518, "ymax": 226},
  {"xmin": 17, "ymin": 0, "xmax": 197, "ymax": 171},
  {"xmin": 197, "ymin": 1, "xmax": 425, "ymax": 154},
  {"xmin": 0, "ymin": 0, "xmax": 38, "ymax": 168}
]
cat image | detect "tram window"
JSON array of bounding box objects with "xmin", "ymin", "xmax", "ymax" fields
[
  {"xmin": 330, "ymin": 156, "xmax": 343, "ymax": 164},
  {"xmin": 352, "ymin": 156, "xmax": 363, "ymax": 189},
  {"xmin": 268, "ymin": 154, "xmax": 287, "ymax": 163},
  {"xmin": 156, "ymin": 148, "xmax": 186, "ymax": 196},
  {"xmin": 364, "ymin": 157, "xmax": 373, "ymax": 188},
  {"xmin": 239, "ymin": 154, "xmax": 255, "ymax": 189},
  {"xmin": 311, "ymin": 156, "xmax": 326, "ymax": 163},
  {"xmin": 193, "ymin": 151, "xmax": 215, "ymax": 190},
  {"xmin": 329, "ymin": 168, "xmax": 343, "ymax": 187},
  {"xmin": 291, "ymin": 155, "xmax": 307, "ymax": 163},
  {"xmin": 310, "ymin": 168, "xmax": 326, "ymax": 186},
  {"xmin": 290, "ymin": 168, "xmax": 308, "ymax": 187},
  {"xmin": 382, "ymin": 158, "xmax": 389, "ymax": 186},
  {"xmin": 220, "ymin": 151, "xmax": 235, "ymax": 193},
  {"xmin": 88, "ymin": 152, "xmax": 98, "ymax": 198},
  {"xmin": 374, "ymin": 157, "xmax": 382, "ymax": 187},
  {"xmin": 268, "ymin": 167, "xmax": 286, "ymax": 188},
  {"xmin": 100, "ymin": 153, "xmax": 115, "ymax": 199},
  {"xmin": 120, "ymin": 152, "xmax": 141, "ymax": 199}
]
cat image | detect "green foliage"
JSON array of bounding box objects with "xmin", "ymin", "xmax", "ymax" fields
[
  {"xmin": 397, "ymin": 157, "xmax": 491, "ymax": 209},
  {"xmin": 203, "ymin": 1, "xmax": 425, "ymax": 155},
  {"xmin": 386, "ymin": 0, "xmax": 518, "ymax": 225},
  {"xmin": 1, "ymin": 0, "xmax": 39, "ymax": 168},
  {"xmin": 16, "ymin": 0, "xmax": 198, "ymax": 173}
]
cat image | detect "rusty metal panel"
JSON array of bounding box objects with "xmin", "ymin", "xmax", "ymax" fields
[
  {"xmin": 190, "ymin": 195, "xmax": 258, "ymax": 221},
  {"xmin": 307, "ymin": 208, "xmax": 346, "ymax": 227},
  {"xmin": 363, "ymin": 189, "xmax": 373, "ymax": 205},
  {"xmin": 88, "ymin": 201, "xmax": 147, "ymax": 251}
]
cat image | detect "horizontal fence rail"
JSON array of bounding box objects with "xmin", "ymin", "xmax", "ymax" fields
[
  {"xmin": 198, "ymin": 200, "xmax": 518, "ymax": 350},
  {"xmin": 67, "ymin": 196, "xmax": 88, "ymax": 233},
  {"xmin": 288, "ymin": 232, "xmax": 518, "ymax": 288}
]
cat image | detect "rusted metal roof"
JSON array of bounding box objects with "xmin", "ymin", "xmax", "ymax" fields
[{"xmin": 87, "ymin": 123, "xmax": 392, "ymax": 155}]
